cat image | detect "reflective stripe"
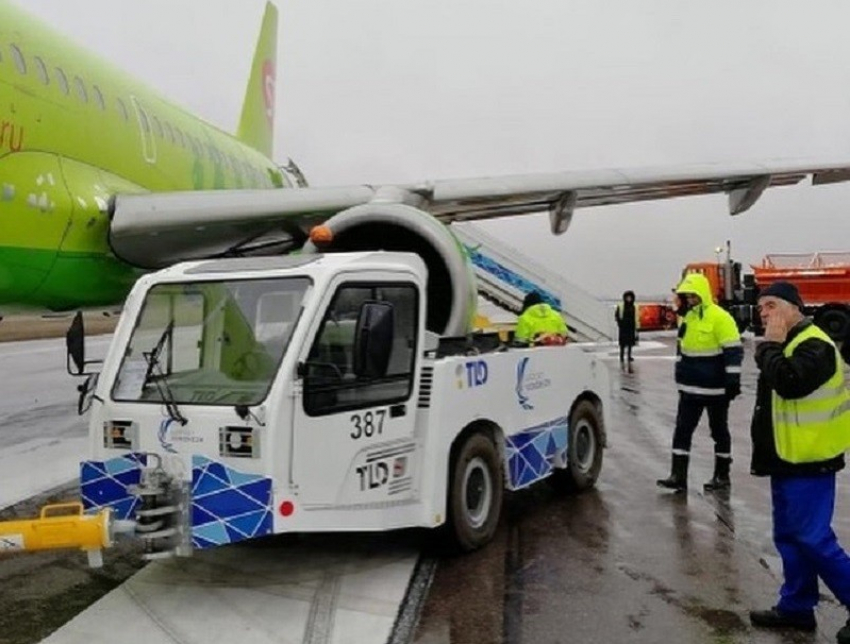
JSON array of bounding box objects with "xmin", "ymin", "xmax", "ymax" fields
[
  {"xmin": 799, "ymin": 384, "xmax": 849, "ymax": 402},
  {"xmin": 715, "ymin": 453, "xmax": 732, "ymax": 459},
  {"xmin": 680, "ymin": 347, "xmax": 723, "ymax": 357},
  {"xmin": 721, "ymin": 339, "xmax": 743, "ymax": 348},
  {"xmin": 774, "ymin": 400, "xmax": 850, "ymax": 425},
  {"xmin": 672, "ymin": 449, "xmax": 690, "ymax": 456},
  {"xmin": 725, "ymin": 366, "xmax": 742, "ymax": 374},
  {"xmin": 678, "ymin": 384, "xmax": 725, "ymax": 396}
]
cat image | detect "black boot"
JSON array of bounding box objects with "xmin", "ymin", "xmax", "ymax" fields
[
  {"xmin": 838, "ymin": 615, "xmax": 850, "ymax": 644},
  {"xmin": 704, "ymin": 456, "xmax": 731, "ymax": 492},
  {"xmin": 749, "ymin": 607, "xmax": 816, "ymax": 632},
  {"xmin": 656, "ymin": 454, "xmax": 688, "ymax": 492}
]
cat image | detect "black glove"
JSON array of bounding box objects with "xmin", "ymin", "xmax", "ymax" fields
[{"xmin": 725, "ymin": 383, "xmax": 741, "ymax": 400}]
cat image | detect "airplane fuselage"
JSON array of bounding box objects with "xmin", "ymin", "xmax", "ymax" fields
[{"xmin": 0, "ymin": 1, "xmax": 287, "ymax": 311}]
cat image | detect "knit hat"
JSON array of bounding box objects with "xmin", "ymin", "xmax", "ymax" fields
[
  {"xmin": 758, "ymin": 281, "xmax": 804, "ymax": 311},
  {"xmin": 523, "ymin": 291, "xmax": 543, "ymax": 311}
]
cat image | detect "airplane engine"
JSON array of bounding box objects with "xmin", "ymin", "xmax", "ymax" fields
[{"xmin": 302, "ymin": 203, "xmax": 475, "ymax": 337}]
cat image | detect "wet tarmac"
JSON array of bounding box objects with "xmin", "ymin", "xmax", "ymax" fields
[
  {"xmin": 413, "ymin": 334, "xmax": 850, "ymax": 644},
  {"xmin": 3, "ymin": 334, "xmax": 850, "ymax": 643}
]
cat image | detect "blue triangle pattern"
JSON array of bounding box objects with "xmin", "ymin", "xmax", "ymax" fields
[
  {"xmin": 111, "ymin": 497, "xmax": 137, "ymax": 520},
  {"xmin": 509, "ymin": 431, "xmax": 537, "ymax": 449},
  {"xmin": 510, "ymin": 453, "xmax": 523, "ymax": 487},
  {"xmin": 83, "ymin": 477, "xmax": 129, "ymax": 505},
  {"xmin": 197, "ymin": 489, "xmax": 264, "ymax": 519},
  {"xmin": 192, "ymin": 504, "xmax": 219, "ymax": 527},
  {"xmin": 115, "ymin": 469, "xmax": 142, "ymax": 488},
  {"xmin": 193, "ymin": 522, "xmax": 230, "ymax": 546},
  {"xmin": 521, "ymin": 443, "xmax": 545, "ymax": 474},
  {"xmin": 193, "ymin": 536, "xmax": 216, "ymax": 549},
  {"xmin": 205, "ymin": 462, "xmax": 230, "ymax": 485},
  {"xmin": 236, "ymin": 480, "xmax": 271, "ymax": 506},
  {"xmin": 81, "ymin": 462, "xmax": 107, "ymax": 484},
  {"xmin": 226, "ymin": 523, "xmax": 247, "ymax": 542},
  {"xmin": 227, "ymin": 469, "xmax": 262, "ymax": 488},
  {"xmin": 193, "ymin": 455, "xmax": 213, "ymax": 469},
  {"xmin": 546, "ymin": 433, "xmax": 558, "ymax": 458},
  {"xmin": 104, "ymin": 457, "xmax": 138, "ymax": 476},
  {"xmin": 531, "ymin": 433, "xmax": 550, "ymax": 458},
  {"xmin": 228, "ymin": 510, "xmax": 269, "ymax": 538},
  {"xmin": 553, "ymin": 427, "xmax": 568, "ymax": 452},
  {"xmin": 194, "ymin": 471, "xmax": 231, "ymax": 497}
]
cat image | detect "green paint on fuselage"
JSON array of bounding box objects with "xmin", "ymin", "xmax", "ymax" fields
[{"xmin": 0, "ymin": 0, "xmax": 285, "ymax": 311}]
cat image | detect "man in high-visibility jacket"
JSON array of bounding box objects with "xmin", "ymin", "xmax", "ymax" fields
[
  {"xmin": 748, "ymin": 281, "xmax": 850, "ymax": 641},
  {"xmin": 656, "ymin": 272, "xmax": 743, "ymax": 492},
  {"xmin": 514, "ymin": 291, "xmax": 568, "ymax": 345}
]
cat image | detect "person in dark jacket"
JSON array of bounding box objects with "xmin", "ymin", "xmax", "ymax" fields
[
  {"xmin": 748, "ymin": 281, "xmax": 850, "ymax": 642},
  {"xmin": 615, "ymin": 290, "xmax": 638, "ymax": 368}
]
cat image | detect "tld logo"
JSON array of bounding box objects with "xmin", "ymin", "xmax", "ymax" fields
[{"xmin": 456, "ymin": 360, "xmax": 488, "ymax": 389}]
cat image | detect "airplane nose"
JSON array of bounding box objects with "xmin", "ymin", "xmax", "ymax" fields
[{"xmin": 0, "ymin": 154, "xmax": 71, "ymax": 308}]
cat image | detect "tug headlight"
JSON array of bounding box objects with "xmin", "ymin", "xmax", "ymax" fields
[
  {"xmin": 103, "ymin": 421, "xmax": 135, "ymax": 450},
  {"xmin": 219, "ymin": 427, "xmax": 257, "ymax": 458}
]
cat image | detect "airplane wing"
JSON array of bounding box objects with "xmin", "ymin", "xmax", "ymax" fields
[{"xmin": 110, "ymin": 160, "xmax": 850, "ymax": 269}]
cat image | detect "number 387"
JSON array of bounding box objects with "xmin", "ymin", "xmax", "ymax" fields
[{"xmin": 350, "ymin": 410, "xmax": 386, "ymax": 440}]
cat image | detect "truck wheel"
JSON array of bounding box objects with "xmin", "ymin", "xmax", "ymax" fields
[
  {"xmin": 549, "ymin": 400, "xmax": 604, "ymax": 493},
  {"xmin": 814, "ymin": 306, "xmax": 850, "ymax": 342},
  {"xmin": 447, "ymin": 433, "xmax": 503, "ymax": 551}
]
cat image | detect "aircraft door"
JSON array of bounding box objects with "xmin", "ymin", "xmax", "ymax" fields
[
  {"xmin": 130, "ymin": 96, "xmax": 157, "ymax": 164},
  {"xmin": 291, "ymin": 281, "xmax": 421, "ymax": 507}
]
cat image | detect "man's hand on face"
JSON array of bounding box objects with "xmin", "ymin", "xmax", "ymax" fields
[{"xmin": 764, "ymin": 309, "xmax": 789, "ymax": 343}]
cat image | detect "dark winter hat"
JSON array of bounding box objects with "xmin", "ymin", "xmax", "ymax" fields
[
  {"xmin": 523, "ymin": 291, "xmax": 543, "ymax": 311},
  {"xmin": 758, "ymin": 281, "xmax": 804, "ymax": 311}
]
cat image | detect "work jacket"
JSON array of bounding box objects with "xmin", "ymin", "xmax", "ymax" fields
[
  {"xmin": 674, "ymin": 273, "xmax": 743, "ymax": 399},
  {"xmin": 515, "ymin": 303, "xmax": 567, "ymax": 343},
  {"xmin": 750, "ymin": 319, "xmax": 847, "ymax": 477}
]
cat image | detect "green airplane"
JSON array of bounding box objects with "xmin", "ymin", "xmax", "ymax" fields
[
  {"xmin": 0, "ymin": 0, "xmax": 288, "ymax": 311},
  {"xmin": 4, "ymin": 0, "xmax": 850, "ymax": 337}
]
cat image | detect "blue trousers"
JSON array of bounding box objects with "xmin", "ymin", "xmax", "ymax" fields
[{"xmin": 772, "ymin": 473, "xmax": 850, "ymax": 613}]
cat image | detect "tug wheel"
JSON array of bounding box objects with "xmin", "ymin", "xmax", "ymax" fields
[
  {"xmin": 548, "ymin": 400, "xmax": 604, "ymax": 493},
  {"xmin": 446, "ymin": 432, "xmax": 503, "ymax": 551}
]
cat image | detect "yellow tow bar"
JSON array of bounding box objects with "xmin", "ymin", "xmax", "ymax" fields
[{"xmin": 0, "ymin": 502, "xmax": 114, "ymax": 567}]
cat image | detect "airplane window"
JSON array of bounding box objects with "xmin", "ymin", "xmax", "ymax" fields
[
  {"xmin": 174, "ymin": 127, "xmax": 185, "ymax": 147},
  {"xmin": 55, "ymin": 67, "xmax": 70, "ymax": 95},
  {"xmin": 92, "ymin": 85, "xmax": 106, "ymax": 111},
  {"xmin": 33, "ymin": 56, "xmax": 49, "ymax": 85},
  {"xmin": 73, "ymin": 76, "xmax": 88, "ymax": 103},
  {"xmin": 164, "ymin": 121, "xmax": 175, "ymax": 144},
  {"xmin": 116, "ymin": 97, "xmax": 129, "ymax": 122},
  {"xmin": 10, "ymin": 44, "xmax": 26, "ymax": 75},
  {"xmin": 151, "ymin": 115, "xmax": 163, "ymax": 139}
]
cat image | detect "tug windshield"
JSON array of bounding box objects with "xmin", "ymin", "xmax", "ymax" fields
[{"xmin": 113, "ymin": 277, "xmax": 310, "ymax": 406}]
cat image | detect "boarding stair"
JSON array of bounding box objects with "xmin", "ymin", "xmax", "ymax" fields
[{"xmin": 451, "ymin": 222, "xmax": 616, "ymax": 342}]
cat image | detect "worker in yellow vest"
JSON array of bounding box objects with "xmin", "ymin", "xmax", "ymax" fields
[
  {"xmin": 748, "ymin": 281, "xmax": 850, "ymax": 642},
  {"xmin": 514, "ymin": 291, "xmax": 567, "ymax": 345}
]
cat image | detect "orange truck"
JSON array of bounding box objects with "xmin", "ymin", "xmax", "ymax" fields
[
  {"xmin": 636, "ymin": 302, "xmax": 677, "ymax": 331},
  {"xmin": 681, "ymin": 242, "xmax": 850, "ymax": 340}
]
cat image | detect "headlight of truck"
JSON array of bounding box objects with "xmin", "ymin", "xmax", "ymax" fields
[
  {"xmin": 219, "ymin": 426, "xmax": 258, "ymax": 458},
  {"xmin": 104, "ymin": 420, "xmax": 136, "ymax": 450}
]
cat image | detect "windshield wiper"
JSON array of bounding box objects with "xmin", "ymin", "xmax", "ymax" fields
[{"xmin": 142, "ymin": 321, "xmax": 187, "ymax": 426}]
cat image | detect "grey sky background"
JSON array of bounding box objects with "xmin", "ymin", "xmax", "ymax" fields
[{"xmin": 19, "ymin": 0, "xmax": 850, "ymax": 299}]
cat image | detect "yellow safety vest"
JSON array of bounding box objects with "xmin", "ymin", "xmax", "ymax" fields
[{"xmin": 773, "ymin": 324, "xmax": 850, "ymax": 463}]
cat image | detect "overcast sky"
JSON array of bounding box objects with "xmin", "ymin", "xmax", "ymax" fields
[{"xmin": 18, "ymin": 0, "xmax": 850, "ymax": 299}]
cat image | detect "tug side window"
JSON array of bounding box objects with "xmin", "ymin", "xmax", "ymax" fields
[{"xmin": 303, "ymin": 283, "xmax": 418, "ymax": 416}]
